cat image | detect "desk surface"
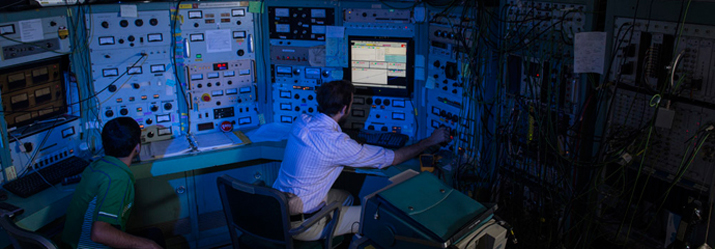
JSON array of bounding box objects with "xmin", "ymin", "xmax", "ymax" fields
[{"xmin": 5, "ymin": 140, "xmax": 416, "ymax": 231}]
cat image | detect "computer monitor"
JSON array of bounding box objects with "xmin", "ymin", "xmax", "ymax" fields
[{"xmin": 348, "ymin": 37, "xmax": 413, "ymax": 97}]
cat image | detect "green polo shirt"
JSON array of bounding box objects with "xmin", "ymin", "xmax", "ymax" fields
[{"xmin": 62, "ymin": 156, "xmax": 136, "ymax": 249}]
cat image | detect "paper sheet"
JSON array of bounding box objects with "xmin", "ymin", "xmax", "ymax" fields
[
  {"xmin": 120, "ymin": 5, "xmax": 138, "ymax": 18},
  {"xmin": 194, "ymin": 132, "xmax": 243, "ymax": 151},
  {"xmin": 206, "ymin": 29, "xmax": 232, "ymax": 53},
  {"xmin": 574, "ymin": 32, "xmax": 607, "ymax": 74},
  {"xmin": 309, "ymin": 45, "xmax": 326, "ymax": 67},
  {"xmin": 415, "ymin": 54, "xmax": 425, "ymax": 68},
  {"xmin": 426, "ymin": 77, "xmax": 436, "ymax": 89},
  {"xmin": 19, "ymin": 19, "xmax": 43, "ymax": 42},
  {"xmin": 244, "ymin": 122, "xmax": 292, "ymax": 142},
  {"xmin": 326, "ymin": 38, "xmax": 347, "ymax": 68},
  {"xmin": 139, "ymin": 135, "xmax": 192, "ymax": 161}
]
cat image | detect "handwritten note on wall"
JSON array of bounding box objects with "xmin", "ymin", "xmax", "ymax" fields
[{"xmin": 574, "ymin": 32, "xmax": 607, "ymax": 74}]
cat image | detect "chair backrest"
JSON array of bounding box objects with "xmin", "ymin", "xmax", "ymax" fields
[
  {"xmin": 217, "ymin": 174, "xmax": 294, "ymax": 248},
  {"xmin": 0, "ymin": 215, "xmax": 57, "ymax": 249}
]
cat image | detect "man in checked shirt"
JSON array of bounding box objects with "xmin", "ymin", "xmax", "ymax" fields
[{"xmin": 273, "ymin": 80, "xmax": 450, "ymax": 241}]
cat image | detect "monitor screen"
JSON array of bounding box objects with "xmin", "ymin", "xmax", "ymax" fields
[{"xmin": 348, "ymin": 37, "xmax": 413, "ymax": 97}]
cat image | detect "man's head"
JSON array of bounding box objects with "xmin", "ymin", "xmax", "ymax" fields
[
  {"xmin": 102, "ymin": 117, "xmax": 141, "ymax": 159},
  {"xmin": 317, "ymin": 80, "xmax": 355, "ymax": 119}
]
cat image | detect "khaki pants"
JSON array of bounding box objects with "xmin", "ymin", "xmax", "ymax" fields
[{"xmin": 291, "ymin": 189, "xmax": 361, "ymax": 241}]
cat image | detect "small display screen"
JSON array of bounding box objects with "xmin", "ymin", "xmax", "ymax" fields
[
  {"xmin": 281, "ymin": 115, "xmax": 293, "ymax": 123},
  {"xmin": 0, "ymin": 24, "xmax": 15, "ymax": 35},
  {"xmin": 305, "ymin": 68, "xmax": 321, "ymax": 78},
  {"xmin": 150, "ymin": 64, "xmax": 166, "ymax": 73},
  {"xmin": 392, "ymin": 112, "xmax": 405, "ymax": 120},
  {"xmin": 103, "ymin": 68, "xmax": 119, "ymax": 77},
  {"xmin": 232, "ymin": 9, "xmax": 245, "ymax": 17},
  {"xmin": 311, "ymin": 9, "xmax": 326, "ymax": 18},
  {"xmin": 238, "ymin": 117, "xmax": 251, "ymax": 125},
  {"xmin": 226, "ymin": 88, "xmax": 238, "ymax": 95},
  {"xmin": 198, "ymin": 122, "xmax": 214, "ymax": 131},
  {"xmin": 156, "ymin": 114, "xmax": 171, "ymax": 123},
  {"xmin": 275, "ymin": 8, "xmax": 290, "ymax": 17},
  {"xmin": 127, "ymin": 66, "xmax": 142, "ymax": 75},
  {"xmin": 280, "ymin": 103, "xmax": 291, "ymax": 110},
  {"xmin": 431, "ymin": 120, "xmax": 440, "ymax": 128},
  {"xmin": 99, "ymin": 36, "xmax": 115, "ymax": 45},
  {"xmin": 276, "ymin": 66, "xmax": 292, "ymax": 74},
  {"xmin": 147, "ymin": 33, "xmax": 163, "ymax": 42},
  {"xmin": 233, "ymin": 31, "xmax": 246, "ymax": 38},
  {"xmin": 352, "ymin": 109, "xmax": 365, "ymax": 117},
  {"xmin": 213, "ymin": 62, "xmax": 229, "ymax": 71},
  {"xmin": 239, "ymin": 87, "xmax": 251, "ymax": 93},
  {"xmin": 432, "ymin": 106, "xmax": 440, "ymax": 115},
  {"xmin": 353, "ymin": 97, "xmax": 365, "ymax": 105},
  {"xmin": 188, "ymin": 11, "xmax": 203, "ymax": 19},
  {"xmin": 61, "ymin": 127, "xmax": 75, "ymax": 138},
  {"xmin": 190, "ymin": 33, "xmax": 205, "ymax": 42},
  {"xmin": 158, "ymin": 127, "xmax": 172, "ymax": 136}
]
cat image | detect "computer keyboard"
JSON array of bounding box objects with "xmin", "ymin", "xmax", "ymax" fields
[
  {"xmin": 345, "ymin": 129, "xmax": 409, "ymax": 149},
  {"xmin": 3, "ymin": 157, "xmax": 89, "ymax": 198}
]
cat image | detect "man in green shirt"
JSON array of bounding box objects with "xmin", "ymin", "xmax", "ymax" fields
[{"xmin": 62, "ymin": 117, "xmax": 161, "ymax": 249}]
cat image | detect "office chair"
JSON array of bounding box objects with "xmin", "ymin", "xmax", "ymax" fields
[
  {"xmin": 0, "ymin": 213, "xmax": 58, "ymax": 249},
  {"xmin": 217, "ymin": 175, "xmax": 344, "ymax": 249}
]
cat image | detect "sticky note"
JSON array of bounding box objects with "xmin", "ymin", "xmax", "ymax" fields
[
  {"xmin": 426, "ymin": 77, "xmax": 436, "ymax": 89},
  {"xmin": 120, "ymin": 5, "xmax": 138, "ymax": 18},
  {"xmin": 249, "ymin": 2, "xmax": 264, "ymax": 13}
]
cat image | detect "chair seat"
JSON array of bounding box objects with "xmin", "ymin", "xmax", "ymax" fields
[{"xmin": 217, "ymin": 175, "xmax": 345, "ymax": 249}]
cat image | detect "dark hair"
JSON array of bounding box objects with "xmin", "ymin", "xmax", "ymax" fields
[
  {"xmin": 102, "ymin": 117, "xmax": 141, "ymax": 158},
  {"xmin": 317, "ymin": 80, "xmax": 355, "ymax": 116}
]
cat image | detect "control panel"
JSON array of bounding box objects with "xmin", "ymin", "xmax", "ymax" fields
[
  {"xmin": 268, "ymin": 7, "xmax": 335, "ymax": 41},
  {"xmin": 266, "ymin": 5, "xmax": 339, "ymax": 123},
  {"xmin": 179, "ymin": 2, "xmax": 255, "ymax": 63},
  {"xmin": 0, "ymin": 16, "xmax": 70, "ymax": 67},
  {"xmin": 504, "ymin": 1, "xmax": 586, "ymax": 56},
  {"xmin": 186, "ymin": 59, "xmax": 258, "ymax": 134},
  {"xmin": 425, "ymin": 16, "xmax": 472, "ymax": 151},
  {"xmin": 607, "ymin": 17, "xmax": 715, "ymax": 186},
  {"xmin": 6, "ymin": 117, "xmax": 81, "ymax": 182},
  {"xmin": 87, "ymin": 11, "xmax": 170, "ymax": 50},
  {"xmin": 87, "ymin": 10, "xmax": 179, "ymax": 143},
  {"xmin": 270, "ymin": 41, "xmax": 343, "ymax": 123},
  {"xmin": 344, "ymin": 95, "xmax": 415, "ymax": 136},
  {"xmin": 610, "ymin": 17, "xmax": 715, "ymax": 103},
  {"xmin": 343, "ymin": 8, "xmax": 411, "ymax": 23}
]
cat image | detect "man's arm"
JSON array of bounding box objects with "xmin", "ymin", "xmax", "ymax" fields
[
  {"xmin": 392, "ymin": 127, "xmax": 450, "ymax": 166},
  {"xmin": 91, "ymin": 221, "xmax": 162, "ymax": 249}
]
